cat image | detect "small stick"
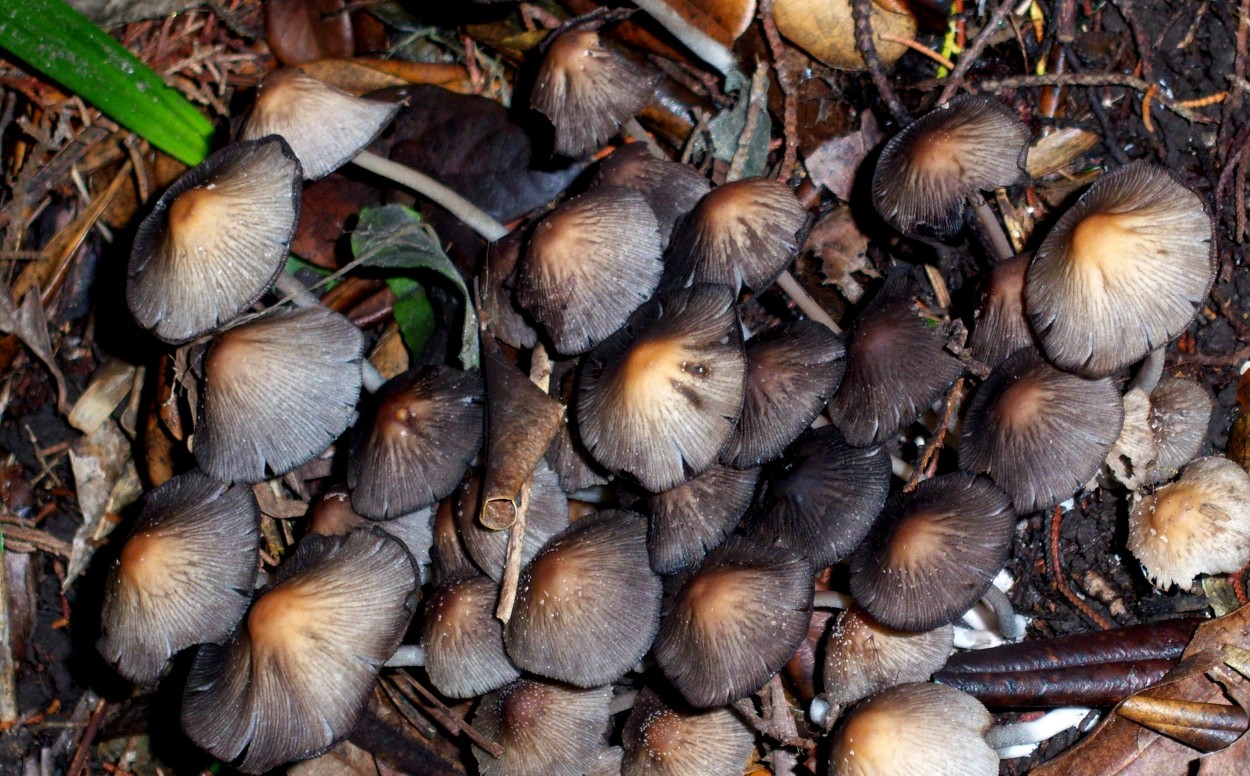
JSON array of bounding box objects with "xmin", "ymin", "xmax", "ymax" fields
[
  {"xmin": 392, "ymin": 671, "xmax": 504, "ymax": 758},
  {"xmin": 968, "ymin": 193, "xmax": 1015, "ymax": 263},
  {"xmin": 767, "ymin": 675, "xmax": 800, "ymax": 776},
  {"xmin": 939, "ymin": 0, "xmax": 1017, "ymax": 104},
  {"xmin": 726, "ymin": 61, "xmax": 771, "ymax": 183},
  {"xmin": 879, "ymin": 33, "xmax": 956, "ymax": 70},
  {"xmin": 64, "ymin": 698, "xmax": 107, "ymax": 776},
  {"xmin": 623, "ymin": 117, "xmax": 664, "ymax": 159},
  {"xmin": 905, "ymin": 377, "xmax": 964, "ymax": 492},
  {"xmin": 630, "ymin": 0, "xmax": 741, "ymax": 79},
  {"xmin": 0, "ymin": 548, "xmax": 17, "ymax": 725},
  {"xmin": 1048, "ymin": 506, "xmax": 1115, "ymax": 630},
  {"xmin": 758, "ymin": 0, "xmax": 799, "ymax": 181},
  {"xmin": 851, "ymin": 0, "xmax": 909, "ymax": 125}
]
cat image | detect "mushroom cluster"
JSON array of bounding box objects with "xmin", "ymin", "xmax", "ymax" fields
[{"xmin": 97, "ymin": 35, "xmax": 1227, "ymax": 776}]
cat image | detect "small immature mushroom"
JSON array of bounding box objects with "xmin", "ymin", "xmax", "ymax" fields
[
  {"xmin": 960, "ymin": 348, "xmax": 1124, "ymax": 513},
  {"xmin": 431, "ymin": 492, "xmax": 478, "ymax": 583},
  {"xmin": 646, "ymin": 462, "xmax": 760, "ymax": 575},
  {"xmin": 723, "ymin": 319, "xmax": 846, "ymax": 467},
  {"xmin": 472, "ymin": 678, "xmax": 613, "ymax": 776},
  {"xmin": 544, "ymin": 358, "xmax": 611, "ymax": 492},
  {"xmin": 1105, "ymin": 386, "xmax": 1157, "ymax": 491},
  {"xmin": 1128, "ymin": 456, "xmax": 1250, "ymax": 589},
  {"xmin": 456, "ymin": 461, "xmax": 569, "ymax": 582},
  {"xmin": 515, "ymin": 185, "xmax": 663, "ymax": 356},
  {"xmin": 1146, "ymin": 375, "xmax": 1213, "ymax": 484},
  {"xmin": 968, "ymin": 253, "xmax": 1035, "ymax": 371},
  {"xmin": 823, "ymin": 606, "xmax": 954, "ymax": 707},
  {"xmin": 872, "ymin": 95, "xmax": 1029, "ymax": 252},
  {"xmin": 530, "ymin": 26, "xmax": 660, "ymax": 158},
  {"xmin": 127, "ymin": 137, "xmax": 302, "ymax": 344},
  {"xmin": 1026, "ymin": 162, "xmax": 1215, "ymax": 376},
  {"xmin": 578, "ymin": 284, "xmax": 746, "ymax": 492},
  {"xmin": 181, "ymin": 529, "xmax": 418, "ymax": 774},
  {"xmin": 826, "ymin": 271, "xmax": 964, "ymax": 448},
  {"xmin": 747, "ymin": 425, "xmax": 891, "ymax": 569},
  {"xmin": 654, "ymin": 538, "xmax": 814, "ymax": 707},
  {"xmin": 98, "ymin": 471, "xmax": 259, "ymax": 685},
  {"xmin": 347, "ymin": 365, "xmax": 484, "ymax": 520},
  {"xmin": 505, "ymin": 510, "xmax": 662, "ymax": 687},
  {"xmin": 481, "ymin": 231, "xmax": 539, "ymax": 349},
  {"xmin": 593, "ymin": 142, "xmax": 712, "ymax": 246},
  {"xmin": 830, "ymin": 683, "xmax": 999, "ymax": 776},
  {"xmin": 665, "ymin": 177, "xmax": 809, "ymax": 294},
  {"xmin": 850, "ymin": 473, "xmax": 1015, "ymax": 632},
  {"xmin": 420, "ymin": 572, "xmax": 520, "ymax": 699},
  {"xmin": 192, "ymin": 306, "xmax": 363, "ymax": 484},
  {"xmin": 309, "ymin": 486, "xmax": 434, "ymax": 571},
  {"xmin": 621, "ymin": 687, "xmax": 754, "ymax": 776}
]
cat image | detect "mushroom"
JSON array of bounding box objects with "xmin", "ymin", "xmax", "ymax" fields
[
  {"xmin": 192, "ymin": 306, "xmax": 363, "ymax": 484},
  {"xmin": 654, "ymin": 537, "xmax": 814, "ymax": 707},
  {"xmin": 829, "ymin": 682, "xmax": 999, "ymax": 776},
  {"xmin": 960, "ymin": 348, "xmax": 1124, "ymax": 513},
  {"xmin": 849, "ymin": 473, "xmax": 1015, "ymax": 631},
  {"xmin": 309, "ymin": 485, "xmax": 435, "ymax": 573},
  {"xmin": 420, "ymin": 571, "xmax": 520, "ymax": 699},
  {"xmin": 593, "ymin": 142, "xmax": 712, "ymax": 247},
  {"xmin": 455, "ymin": 461, "xmax": 568, "ymax": 583},
  {"xmin": 480, "ymin": 231, "xmax": 539, "ymax": 349},
  {"xmin": 646, "ymin": 462, "xmax": 760, "ymax": 574},
  {"xmin": 472, "ymin": 678, "xmax": 613, "ymax": 776},
  {"xmin": 577, "ymin": 284, "xmax": 746, "ymax": 492},
  {"xmin": 530, "ymin": 25, "xmax": 660, "ymax": 158},
  {"xmin": 967, "ymin": 253, "xmax": 1035, "ymax": 371},
  {"xmin": 127, "ymin": 136, "xmax": 302, "ymax": 344},
  {"xmin": 1128, "ymin": 456, "xmax": 1250, "ymax": 589},
  {"xmin": 504, "ymin": 509, "xmax": 662, "ymax": 687},
  {"xmin": 544, "ymin": 357, "xmax": 611, "ymax": 492},
  {"xmin": 98, "ymin": 470, "xmax": 259, "ymax": 685},
  {"xmin": 1025, "ymin": 162, "xmax": 1214, "ymax": 376},
  {"xmin": 181, "ymin": 529, "xmax": 418, "ymax": 774},
  {"xmin": 1146, "ymin": 375, "xmax": 1213, "ymax": 484},
  {"xmin": 346, "ymin": 364, "xmax": 484, "ymax": 520},
  {"xmin": 621, "ymin": 687, "xmax": 754, "ymax": 776},
  {"xmin": 823, "ymin": 605, "xmax": 954, "ymax": 707},
  {"xmin": 515, "ymin": 185, "xmax": 663, "ymax": 356}
]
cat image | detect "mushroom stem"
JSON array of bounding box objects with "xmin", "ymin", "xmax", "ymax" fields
[
  {"xmin": 968, "ymin": 192, "xmax": 1015, "ymax": 263},
  {"xmin": 629, "ymin": 0, "xmax": 740, "ymax": 79},
  {"xmin": 272, "ymin": 272, "xmax": 386, "ymax": 392},
  {"xmin": 980, "ymin": 584, "xmax": 1026, "ymax": 641},
  {"xmin": 775, "ymin": 270, "xmax": 842, "ymax": 333},
  {"xmin": 985, "ymin": 707, "xmax": 1093, "ymax": 754},
  {"xmin": 608, "ymin": 689, "xmax": 638, "ymax": 714},
  {"xmin": 351, "ymin": 150, "xmax": 510, "ymax": 243},
  {"xmin": 1129, "ymin": 347, "xmax": 1166, "ymax": 395},
  {"xmin": 384, "ymin": 644, "xmax": 426, "ymax": 668}
]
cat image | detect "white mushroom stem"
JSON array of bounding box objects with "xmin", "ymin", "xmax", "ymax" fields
[
  {"xmin": 980, "ymin": 584, "xmax": 1026, "ymax": 641},
  {"xmin": 384, "ymin": 644, "xmax": 426, "ymax": 668},
  {"xmin": 272, "ymin": 272, "xmax": 386, "ymax": 392},
  {"xmin": 775, "ymin": 270, "xmax": 842, "ymax": 334},
  {"xmin": 352, "ymin": 150, "xmax": 511, "ymax": 243},
  {"xmin": 968, "ymin": 192, "xmax": 1015, "ymax": 263},
  {"xmin": 986, "ymin": 707, "xmax": 1095, "ymax": 758},
  {"xmin": 629, "ymin": 0, "xmax": 740, "ymax": 78},
  {"xmin": 952, "ymin": 625, "xmax": 1005, "ymax": 649},
  {"xmin": 1130, "ymin": 347, "xmax": 1166, "ymax": 395},
  {"xmin": 812, "ymin": 590, "xmax": 854, "ymax": 609}
]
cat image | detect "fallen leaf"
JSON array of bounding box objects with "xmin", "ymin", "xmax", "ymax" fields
[
  {"xmin": 67, "ymin": 357, "xmax": 137, "ymax": 435},
  {"xmin": 804, "ymin": 205, "xmax": 876, "ymax": 303},
  {"xmin": 65, "ymin": 419, "xmax": 141, "ymax": 588},
  {"xmin": 265, "ymin": 0, "xmax": 353, "ymax": 66},
  {"xmin": 300, "ymin": 58, "xmax": 473, "ymax": 95},
  {"xmin": 0, "ymin": 286, "xmax": 71, "ymax": 416},
  {"xmin": 803, "ymin": 111, "xmax": 883, "ymax": 201}
]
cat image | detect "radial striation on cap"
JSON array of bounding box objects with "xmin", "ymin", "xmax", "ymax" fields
[
  {"xmin": 193, "ymin": 306, "xmax": 364, "ymax": 483},
  {"xmin": 348, "ymin": 365, "xmax": 484, "ymax": 519},
  {"xmin": 577, "ymin": 284, "xmax": 746, "ymax": 492},
  {"xmin": 456, "ymin": 461, "xmax": 568, "ymax": 583},
  {"xmin": 823, "ymin": 606, "xmax": 954, "ymax": 707},
  {"xmin": 1147, "ymin": 375, "xmax": 1213, "ymax": 484},
  {"xmin": 505, "ymin": 510, "xmax": 662, "ymax": 687},
  {"xmin": 960, "ymin": 348, "xmax": 1124, "ymax": 513},
  {"xmin": 127, "ymin": 136, "xmax": 302, "ymax": 344},
  {"xmin": 241, "ymin": 68, "xmax": 400, "ymax": 180},
  {"xmin": 621, "ymin": 687, "xmax": 754, "ymax": 776},
  {"xmin": 421, "ymin": 572, "xmax": 520, "ymax": 698},
  {"xmin": 594, "ymin": 143, "xmax": 712, "ymax": 247},
  {"xmin": 181, "ymin": 529, "xmax": 418, "ymax": 774},
  {"xmin": 968, "ymin": 253, "xmax": 1035, "ymax": 371},
  {"xmin": 1025, "ymin": 162, "xmax": 1215, "ymax": 376},
  {"xmin": 849, "ymin": 473, "xmax": 1015, "ymax": 632},
  {"xmin": 98, "ymin": 471, "xmax": 259, "ymax": 686},
  {"xmin": 646, "ymin": 463, "xmax": 760, "ymax": 575},
  {"xmin": 472, "ymin": 678, "xmax": 612, "ymax": 776}
]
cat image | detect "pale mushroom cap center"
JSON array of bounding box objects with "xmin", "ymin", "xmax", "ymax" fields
[{"xmin": 118, "ymin": 530, "xmax": 176, "ymax": 589}]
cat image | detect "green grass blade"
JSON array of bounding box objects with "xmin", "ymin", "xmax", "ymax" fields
[{"xmin": 0, "ymin": 0, "xmax": 214, "ymax": 164}]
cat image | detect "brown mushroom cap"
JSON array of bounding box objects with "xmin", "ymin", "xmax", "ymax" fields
[
  {"xmin": 665, "ymin": 177, "xmax": 809, "ymax": 293},
  {"xmin": 516, "ymin": 185, "xmax": 663, "ymax": 355},
  {"xmin": 472, "ymin": 678, "xmax": 612, "ymax": 776},
  {"xmin": 505, "ymin": 510, "xmax": 662, "ymax": 687},
  {"xmin": 241, "ymin": 68, "xmax": 399, "ymax": 180},
  {"xmin": 481, "ymin": 231, "xmax": 539, "ymax": 350},
  {"xmin": 193, "ymin": 306, "xmax": 364, "ymax": 484},
  {"xmin": 1147, "ymin": 375, "xmax": 1213, "ymax": 483},
  {"xmin": 654, "ymin": 538, "xmax": 814, "ymax": 707},
  {"xmin": 593, "ymin": 142, "xmax": 712, "ymax": 246},
  {"xmin": 127, "ymin": 137, "xmax": 302, "ymax": 344},
  {"xmin": 830, "ymin": 683, "xmax": 998, "ymax": 776},
  {"xmin": 577, "ymin": 284, "xmax": 747, "ymax": 492},
  {"xmin": 309, "ymin": 486, "xmax": 434, "ymax": 571},
  {"xmin": 1128, "ymin": 456, "xmax": 1250, "ymax": 589},
  {"xmin": 747, "ymin": 425, "xmax": 891, "ymax": 569},
  {"xmin": 530, "ymin": 28, "xmax": 659, "ymax": 158},
  {"xmin": 1025, "ymin": 162, "xmax": 1215, "ymax": 376},
  {"xmin": 849, "ymin": 473, "xmax": 1015, "ymax": 632},
  {"xmin": 347, "ymin": 365, "xmax": 484, "ymax": 519},
  {"xmin": 455, "ymin": 461, "xmax": 569, "ymax": 583},
  {"xmin": 872, "ymin": 95, "xmax": 1028, "ymax": 238},
  {"xmin": 646, "ymin": 462, "xmax": 760, "ymax": 575},
  {"xmin": 545, "ymin": 358, "xmax": 612, "ymax": 492},
  {"xmin": 181, "ymin": 529, "xmax": 418, "ymax": 774},
  {"xmin": 98, "ymin": 471, "xmax": 259, "ymax": 685},
  {"xmin": 420, "ymin": 572, "xmax": 520, "ymax": 698},
  {"xmin": 968, "ymin": 253, "xmax": 1035, "ymax": 371},
  {"xmin": 823, "ymin": 606, "xmax": 954, "ymax": 706},
  {"xmin": 826, "ymin": 271, "xmax": 964, "ymax": 447},
  {"xmin": 723, "ymin": 319, "xmax": 846, "ymax": 467},
  {"xmin": 586, "ymin": 747, "xmax": 626, "ymax": 776},
  {"xmin": 960, "ymin": 348, "xmax": 1124, "ymax": 513},
  {"xmin": 621, "ymin": 687, "xmax": 754, "ymax": 776}
]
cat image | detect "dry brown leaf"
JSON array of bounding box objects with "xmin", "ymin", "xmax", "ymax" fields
[
  {"xmin": 0, "ymin": 286, "xmax": 70, "ymax": 416},
  {"xmin": 65, "ymin": 419, "xmax": 141, "ymax": 588},
  {"xmin": 805, "ymin": 206, "xmax": 876, "ymax": 304},
  {"xmin": 802, "ymin": 111, "xmax": 883, "ymax": 201},
  {"xmin": 300, "ymin": 59, "xmax": 472, "ymax": 96},
  {"xmin": 369, "ymin": 324, "xmax": 410, "ymax": 382},
  {"xmin": 265, "ymin": 0, "xmax": 353, "ymax": 66},
  {"xmin": 68, "ymin": 358, "xmax": 137, "ymax": 435},
  {"xmin": 773, "ymin": 0, "xmax": 914, "ymax": 71}
]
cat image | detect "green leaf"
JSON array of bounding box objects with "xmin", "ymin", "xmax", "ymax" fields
[
  {"xmin": 351, "ymin": 205, "xmax": 479, "ymax": 369},
  {"xmin": 0, "ymin": 0, "xmax": 213, "ymax": 165},
  {"xmin": 386, "ymin": 277, "xmax": 436, "ymax": 356}
]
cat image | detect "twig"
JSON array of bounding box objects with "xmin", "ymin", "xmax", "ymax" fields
[
  {"xmin": 758, "ymin": 0, "xmax": 798, "ymax": 181},
  {"xmin": 64, "ymin": 697, "xmax": 107, "ymax": 776},
  {"xmin": 905, "ymin": 377, "xmax": 964, "ymax": 492},
  {"xmin": 0, "ymin": 547, "xmax": 17, "ymax": 725},
  {"xmin": 767, "ymin": 675, "xmax": 800, "ymax": 776},
  {"xmin": 1048, "ymin": 506, "xmax": 1115, "ymax": 630},
  {"xmin": 881, "ymin": 34, "xmax": 955, "ymax": 70},
  {"xmin": 939, "ymin": 0, "xmax": 1019, "ymax": 104},
  {"xmin": 0, "ymin": 524, "xmax": 72, "ymax": 558},
  {"xmin": 851, "ymin": 0, "xmax": 909, "ymax": 124},
  {"xmin": 727, "ymin": 61, "xmax": 770, "ymax": 183},
  {"xmin": 1108, "ymin": 0, "xmax": 1154, "ymax": 79},
  {"xmin": 939, "ymin": 73, "xmax": 1208, "ymax": 123},
  {"xmin": 391, "ymin": 671, "xmax": 504, "ymax": 758},
  {"xmin": 629, "ymin": 0, "xmax": 741, "ymax": 79}
]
